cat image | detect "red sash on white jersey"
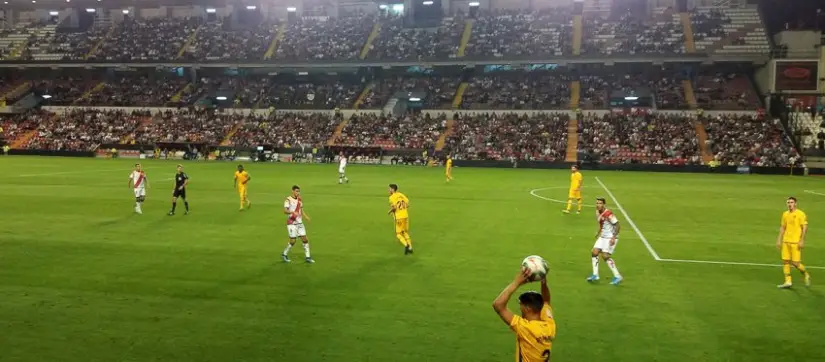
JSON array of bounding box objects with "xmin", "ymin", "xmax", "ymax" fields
[{"xmin": 133, "ymin": 172, "xmax": 145, "ymax": 188}]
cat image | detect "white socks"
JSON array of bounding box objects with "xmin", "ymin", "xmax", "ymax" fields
[
  {"xmin": 591, "ymin": 256, "xmax": 599, "ymax": 276},
  {"xmin": 606, "ymin": 258, "xmax": 621, "ymax": 278},
  {"xmin": 303, "ymin": 242, "xmax": 311, "ymax": 258},
  {"xmin": 283, "ymin": 243, "xmax": 293, "ymax": 255}
]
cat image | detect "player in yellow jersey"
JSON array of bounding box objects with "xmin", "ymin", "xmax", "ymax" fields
[
  {"xmin": 563, "ymin": 165, "xmax": 583, "ymax": 214},
  {"xmin": 445, "ymin": 155, "xmax": 454, "ymax": 182},
  {"xmin": 777, "ymin": 196, "xmax": 811, "ymax": 288},
  {"xmin": 233, "ymin": 165, "xmax": 252, "ymax": 211},
  {"xmin": 493, "ymin": 268, "xmax": 556, "ymax": 362},
  {"xmin": 388, "ymin": 184, "xmax": 413, "ymax": 255}
]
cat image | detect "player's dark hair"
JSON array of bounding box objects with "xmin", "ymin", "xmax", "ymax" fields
[
  {"xmin": 177, "ymin": 164, "xmax": 183, "ymax": 168},
  {"xmin": 788, "ymin": 196, "xmax": 797, "ymax": 202},
  {"xmin": 389, "ymin": 184, "xmax": 398, "ymax": 191},
  {"xmin": 572, "ymin": 164, "xmax": 579, "ymax": 170},
  {"xmin": 292, "ymin": 185, "xmax": 300, "ymax": 191},
  {"xmin": 135, "ymin": 163, "xmax": 140, "ymax": 167},
  {"xmin": 596, "ymin": 198, "xmax": 606, "ymax": 204},
  {"xmin": 518, "ymin": 291, "xmax": 544, "ymax": 312}
]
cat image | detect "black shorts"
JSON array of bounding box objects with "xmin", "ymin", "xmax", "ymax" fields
[{"xmin": 172, "ymin": 189, "xmax": 187, "ymax": 199}]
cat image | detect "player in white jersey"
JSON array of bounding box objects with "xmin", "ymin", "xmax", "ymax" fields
[
  {"xmin": 338, "ymin": 152, "xmax": 349, "ymax": 184},
  {"xmin": 281, "ymin": 185, "xmax": 314, "ymax": 263},
  {"xmin": 127, "ymin": 163, "xmax": 149, "ymax": 214},
  {"xmin": 587, "ymin": 198, "xmax": 623, "ymax": 285}
]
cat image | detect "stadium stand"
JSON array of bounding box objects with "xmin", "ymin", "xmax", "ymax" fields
[
  {"xmin": 276, "ymin": 13, "xmax": 376, "ymax": 61},
  {"xmin": 464, "ymin": 9, "xmax": 572, "ymax": 58},
  {"xmin": 230, "ymin": 112, "xmax": 340, "ymax": 148},
  {"xmin": 445, "ymin": 113, "xmax": 568, "ymax": 161},
  {"xmin": 703, "ymin": 115, "xmax": 797, "ymax": 167},
  {"xmin": 460, "ymin": 73, "xmax": 571, "ymax": 110},
  {"xmin": 369, "ymin": 16, "xmax": 463, "ymax": 60},
  {"xmin": 578, "ymin": 113, "xmax": 700, "ymax": 164}
]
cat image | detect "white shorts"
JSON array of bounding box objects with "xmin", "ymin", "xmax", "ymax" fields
[
  {"xmin": 133, "ymin": 188, "xmax": 146, "ymax": 198},
  {"xmin": 338, "ymin": 167, "xmax": 346, "ymax": 174},
  {"xmin": 287, "ymin": 223, "xmax": 307, "ymax": 238},
  {"xmin": 593, "ymin": 237, "xmax": 618, "ymax": 254}
]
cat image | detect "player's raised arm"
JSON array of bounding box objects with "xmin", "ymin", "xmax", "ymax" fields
[
  {"xmin": 540, "ymin": 278, "xmax": 551, "ymax": 305},
  {"xmin": 493, "ymin": 268, "xmax": 531, "ymax": 325}
]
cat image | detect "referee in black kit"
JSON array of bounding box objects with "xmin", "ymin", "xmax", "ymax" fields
[{"xmin": 168, "ymin": 164, "xmax": 190, "ymax": 216}]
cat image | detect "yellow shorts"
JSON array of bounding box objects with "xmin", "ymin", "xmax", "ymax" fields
[
  {"xmin": 238, "ymin": 187, "xmax": 247, "ymax": 199},
  {"xmin": 568, "ymin": 190, "xmax": 581, "ymax": 199},
  {"xmin": 781, "ymin": 242, "xmax": 802, "ymax": 262},
  {"xmin": 395, "ymin": 218, "xmax": 410, "ymax": 234}
]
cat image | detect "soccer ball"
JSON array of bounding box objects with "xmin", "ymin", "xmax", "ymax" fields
[{"xmin": 522, "ymin": 255, "xmax": 549, "ymax": 282}]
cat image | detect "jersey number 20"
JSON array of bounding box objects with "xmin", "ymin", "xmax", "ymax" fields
[{"xmin": 396, "ymin": 200, "xmax": 407, "ymax": 210}]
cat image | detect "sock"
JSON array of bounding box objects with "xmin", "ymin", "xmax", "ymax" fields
[
  {"xmin": 184, "ymin": 201, "xmax": 189, "ymax": 211},
  {"xmin": 795, "ymin": 263, "xmax": 808, "ymax": 275},
  {"xmin": 135, "ymin": 201, "xmax": 140, "ymax": 209},
  {"xmin": 283, "ymin": 243, "xmax": 293, "ymax": 256},
  {"xmin": 566, "ymin": 199, "xmax": 572, "ymax": 211},
  {"xmin": 577, "ymin": 199, "xmax": 583, "ymax": 212},
  {"xmin": 240, "ymin": 199, "xmax": 244, "ymax": 209},
  {"xmin": 783, "ymin": 264, "xmax": 792, "ymax": 284},
  {"xmin": 591, "ymin": 256, "xmax": 600, "ymax": 276},
  {"xmin": 606, "ymin": 258, "xmax": 621, "ymax": 278},
  {"xmin": 396, "ymin": 233, "xmax": 408, "ymax": 247},
  {"xmin": 303, "ymin": 242, "xmax": 311, "ymax": 258},
  {"xmin": 404, "ymin": 233, "xmax": 413, "ymax": 249},
  {"xmin": 172, "ymin": 202, "xmax": 177, "ymax": 212}
]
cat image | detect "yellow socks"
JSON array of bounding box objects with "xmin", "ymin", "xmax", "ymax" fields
[{"xmin": 783, "ymin": 264, "xmax": 792, "ymax": 284}]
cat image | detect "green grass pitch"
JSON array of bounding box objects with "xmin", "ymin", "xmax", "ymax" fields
[{"xmin": 1, "ymin": 156, "xmax": 824, "ymax": 362}]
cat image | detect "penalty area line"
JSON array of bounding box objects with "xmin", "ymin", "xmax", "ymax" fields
[
  {"xmin": 594, "ymin": 177, "xmax": 662, "ymax": 261},
  {"xmin": 660, "ymin": 258, "xmax": 825, "ymax": 270},
  {"xmin": 804, "ymin": 190, "xmax": 825, "ymax": 197}
]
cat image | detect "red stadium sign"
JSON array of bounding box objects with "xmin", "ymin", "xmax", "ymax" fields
[{"xmin": 775, "ymin": 61, "xmax": 820, "ymax": 91}]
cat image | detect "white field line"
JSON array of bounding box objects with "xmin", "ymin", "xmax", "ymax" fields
[
  {"xmin": 660, "ymin": 258, "xmax": 825, "ymax": 270},
  {"xmin": 594, "ymin": 177, "xmax": 662, "ymax": 261},
  {"xmin": 804, "ymin": 190, "xmax": 825, "ymax": 196},
  {"xmin": 14, "ymin": 167, "xmax": 160, "ymax": 178}
]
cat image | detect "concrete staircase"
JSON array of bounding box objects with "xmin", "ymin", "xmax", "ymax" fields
[
  {"xmin": 565, "ymin": 118, "xmax": 579, "ymax": 162},
  {"xmin": 452, "ymin": 82, "xmax": 468, "ymax": 109},
  {"xmin": 73, "ymin": 82, "xmax": 106, "ymax": 105},
  {"xmin": 359, "ymin": 23, "xmax": 381, "ymax": 59},
  {"xmin": 327, "ymin": 117, "xmax": 350, "ymax": 146},
  {"xmin": 168, "ymin": 83, "xmax": 192, "ymax": 104},
  {"xmin": 569, "ymin": 80, "xmax": 580, "ymax": 109},
  {"xmin": 86, "ymin": 24, "xmax": 115, "ymax": 60},
  {"xmin": 10, "ymin": 129, "xmax": 37, "ymax": 149},
  {"xmin": 353, "ymin": 83, "xmax": 373, "ymax": 110},
  {"xmin": 2, "ymin": 81, "xmax": 32, "ymax": 102},
  {"xmin": 457, "ymin": 20, "xmax": 473, "ymax": 57},
  {"xmin": 434, "ymin": 119, "xmax": 455, "ymax": 152},
  {"xmin": 682, "ymin": 80, "xmax": 697, "ymax": 109},
  {"xmin": 119, "ymin": 116, "xmax": 152, "ymax": 144},
  {"xmin": 680, "ymin": 12, "xmax": 696, "ymax": 53},
  {"xmin": 177, "ymin": 24, "xmax": 202, "ymax": 59},
  {"xmin": 694, "ymin": 120, "xmax": 713, "ymax": 164},
  {"xmin": 263, "ymin": 23, "xmax": 286, "ymax": 60},
  {"xmin": 220, "ymin": 122, "xmax": 243, "ymax": 146},
  {"xmin": 572, "ymin": 15, "xmax": 582, "ymax": 55},
  {"xmin": 382, "ymin": 98, "xmax": 398, "ymax": 114}
]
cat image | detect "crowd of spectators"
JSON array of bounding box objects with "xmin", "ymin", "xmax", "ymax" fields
[
  {"xmin": 369, "ymin": 16, "xmax": 464, "ymax": 60},
  {"xmin": 132, "ymin": 109, "xmax": 239, "ymax": 145},
  {"xmin": 20, "ymin": 28, "xmax": 107, "ymax": 61},
  {"xmin": 231, "ymin": 112, "xmax": 339, "ymax": 148},
  {"xmin": 693, "ymin": 73, "xmax": 760, "ymax": 110},
  {"xmin": 257, "ymin": 80, "xmax": 362, "ymax": 109},
  {"xmin": 691, "ymin": 9, "xmax": 729, "ymax": 43},
  {"xmin": 582, "ymin": 12, "xmax": 684, "ymax": 55},
  {"xmin": 75, "ymin": 76, "xmax": 189, "ymax": 107},
  {"xmin": 577, "ymin": 73, "xmax": 688, "ymax": 109},
  {"xmin": 36, "ymin": 76, "xmax": 101, "ymax": 106},
  {"xmin": 461, "ymin": 73, "xmax": 571, "ymax": 109},
  {"xmin": 336, "ymin": 113, "xmax": 443, "ymax": 149},
  {"xmin": 183, "ymin": 19, "xmax": 276, "ymax": 61},
  {"xmin": 91, "ymin": 18, "xmax": 201, "ymax": 61},
  {"xmin": 25, "ymin": 109, "xmax": 144, "ymax": 151},
  {"xmin": 465, "ymin": 9, "xmax": 572, "ymax": 58},
  {"xmin": 276, "ymin": 14, "xmax": 376, "ymax": 61},
  {"xmin": 703, "ymin": 114, "xmax": 797, "ymax": 167},
  {"xmin": 0, "ymin": 111, "xmax": 46, "ymax": 145},
  {"xmin": 445, "ymin": 112, "xmax": 568, "ymax": 161},
  {"xmin": 578, "ymin": 112, "xmax": 699, "ymax": 164},
  {"xmin": 359, "ymin": 76, "xmax": 458, "ymax": 109}
]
